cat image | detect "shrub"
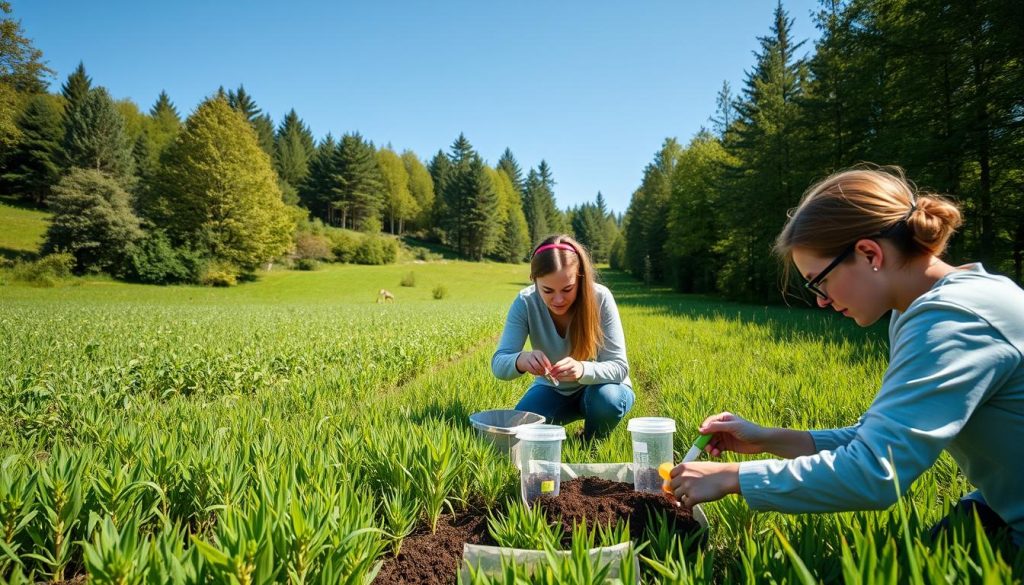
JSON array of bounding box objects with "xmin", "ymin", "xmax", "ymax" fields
[
  {"xmin": 400, "ymin": 271, "xmax": 416, "ymax": 287},
  {"xmin": 121, "ymin": 230, "xmax": 201, "ymax": 284},
  {"xmin": 43, "ymin": 168, "xmax": 143, "ymax": 274},
  {"xmin": 432, "ymin": 284, "xmax": 448, "ymax": 300},
  {"xmin": 10, "ymin": 252, "xmax": 75, "ymax": 287},
  {"xmin": 353, "ymin": 234, "xmax": 398, "ymax": 265},
  {"xmin": 294, "ymin": 232, "xmax": 332, "ymax": 261},
  {"xmin": 295, "ymin": 258, "xmax": 319, "ymax": 271},
  {"xmin": 199, "ymin": 260, "xmax": 238, "ymax": 287},
  {"xmin": 327, "ymin": 229, "xmax": 360, "ymax": 263}
]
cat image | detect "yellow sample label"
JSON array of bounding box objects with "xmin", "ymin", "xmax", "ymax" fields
[{"xmin": 541, "ymin": 480, "xmax": 555, "ymax": 493}]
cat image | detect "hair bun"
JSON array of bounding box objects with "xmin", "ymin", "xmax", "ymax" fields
[{"xmin": 907, "ymin": 194, "xmax": 962, "ymax": 256}]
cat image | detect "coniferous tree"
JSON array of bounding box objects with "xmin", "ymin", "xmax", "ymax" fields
[
  {"xmin": 274, "ymin": 109, "xmax": 315, "ymax": 192},
  {"xmin": 462, "ymin": 155, "xmax": 499, "ymax": 260},
  {"xmin": 717, "ymin": 2, "xmax": 806, "ymax": 298},
  {"xmin": 488, "ymin": 167, "xmax": 529, "ymax": 262},
  {"xmin": 497, "ymin": 147, "xmax": 525, "ymax": 194},
  {"xmin": 43, "ymin": 168, "xmax": 143, "ymax": 273},
  {"xmin": 298, "ymin": 134, "xmax": 336, "ymax": 221},
  {"xmin": 624, "ymin": 138, "xmax": 682, "ymax": 283},
  {"xmin": 148, "ymin": 97, "xmax": 292, "ymax": 270},
  {"xmin": 439, "ymin": 133, "xmax": 478, "ymax": 252},
  {"xmin": 522, "ymin": 168, "xmax": 550, "ymax": 245},
  {"xmin": 1, "ymin": 94, "xmax": 63, "ymax": 204},
  {"xmin": 62, "ymin": 87, "xmax": 135, "ymax": 185},
  {"xmin": 60, "ymin": 62, "xmax": 92, "ymax": 111},
  {"xmin": 427, "ymin": 149, "xmax": 451, "ymax": 236},
  {"xmin": 331, "ymin": 132, "xmax": 383, "ymax": 231},
  {"xmin": 535, "ymin": 160, "xmax": 566, "ymax": 233},
  {"xmin": 144, "ymin": 91, "xmax": 181, "ymax": 162}
]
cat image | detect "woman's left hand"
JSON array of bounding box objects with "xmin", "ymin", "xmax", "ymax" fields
[
  {"xmin": 550, "ymin": 357, "xmax": 584, "ymax": 382},
  {"xmin": 668, "ymin": 462, "xmax": 741, "ymax": 507}
]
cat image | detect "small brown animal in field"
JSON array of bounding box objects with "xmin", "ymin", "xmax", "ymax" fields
[{"xmin": 377, "ymin": 288, "xmax": 395, "ymax": 303}]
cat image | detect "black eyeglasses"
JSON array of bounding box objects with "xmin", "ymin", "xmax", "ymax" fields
[
  {"xmin": 802, "ymin": 219, "xmax": 910, "ymax": 301},
  {"xmin": 803, "ymin": 243, "xmax": 855, "ymax": 301}
]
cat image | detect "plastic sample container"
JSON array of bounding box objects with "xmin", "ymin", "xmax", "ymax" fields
[
  {"xmin": 515, "ymin": 424, "xmax": 566, "ymax": 504},
  {"xmin": 627, "ymin": 417, "xmax": 676, "ymax": 493}
]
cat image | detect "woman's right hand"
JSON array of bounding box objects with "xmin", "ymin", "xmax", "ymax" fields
[
  {"xmin": 516, "ymin": 350, "xmax": 553, "ymax": 376},
  {"xmin": 699, "ymin": 412, "xmax": 771, "ymax": 456}
]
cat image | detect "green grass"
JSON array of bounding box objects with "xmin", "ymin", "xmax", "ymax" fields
[
  {"xmin": 0, "ymin": 197, "xmax": 50, "ymax": 261},
  {"xmin": 1, "ymin": 263, "xmax": 1020, "ymax": 583}
]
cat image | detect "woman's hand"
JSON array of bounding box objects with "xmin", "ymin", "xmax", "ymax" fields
[
  {"xmin": 550, "ymin": 357, "xmax": 584, "ymax": 382},
  {"xmin": 699, "ymin": 412, "xmax": 772, "ymax": 456},
  {"xmin": 668, "ymin": 461, "xmax": 740, "ymax": 506},
  {"xmin": 516, "ymin": 350, "xmax": 552, "ymax": 376},
  {"xmin": 698, "ymin": 412, "xmax": 816, "ymax": 459}
]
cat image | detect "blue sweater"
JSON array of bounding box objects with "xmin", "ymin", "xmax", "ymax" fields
[
  {"xmin": 491, "ymin": 283, "xmax": 631, "ymax": 394},
  {"xmin": 739, "ymin": 264, "xmax": 1024, "ymax": 544}
]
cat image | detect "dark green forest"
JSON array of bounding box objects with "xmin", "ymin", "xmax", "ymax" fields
[
  {"xmin": 618, "ymin": 0, "xmax": 1024, "ymax": 300},
  {"xmin": 1, "ymin": 0, "xmax": 1021, "ymax": 296}
]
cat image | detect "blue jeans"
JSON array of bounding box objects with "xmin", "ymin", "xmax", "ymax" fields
[{"xmin": 515, "ymin": 382, "xmax": 635, "ymax": 439}]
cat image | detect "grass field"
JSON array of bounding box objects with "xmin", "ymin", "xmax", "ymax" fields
[
  {"xmin": 1, "ymin": 261, "xmax": 1020, "ymax": 583},
  {"xmin": 0, "ymin": 197, "xmax": 50, "ymax": 261}
]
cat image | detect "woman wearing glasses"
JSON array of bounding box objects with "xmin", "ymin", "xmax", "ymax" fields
[
  {"xmin": 667, "ymin": 167, "xmax": 1024, "ymax": 545},
  {"xmin": 491, "ymin": 235, "xmax": 635, "ymax": 439}
]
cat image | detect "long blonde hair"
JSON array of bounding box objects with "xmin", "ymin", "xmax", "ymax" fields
[
  {"xmin": 530, "ymin": 235, "xmax": 602, "ymax": 361},
  {"xmin": 775, "ymin": 166, "xmax": 963, "ymax": 284}
]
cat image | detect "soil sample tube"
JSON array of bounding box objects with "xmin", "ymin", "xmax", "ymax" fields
[
  {"xmin": 627, "ymin": 417, "xmax": 676, "ymax": 493},
  {"xmin": 515, "ymin": 424, "xmax": 567, "ymax": 505}
]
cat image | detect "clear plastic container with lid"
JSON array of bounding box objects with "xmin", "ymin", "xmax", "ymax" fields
[
  {"xmin": 516, "ymin": 424, "xmax": 566, "ymax": 504},
  {"xmin": 627, "ymin": 417, "xmax": 676, "ymax": 493}
]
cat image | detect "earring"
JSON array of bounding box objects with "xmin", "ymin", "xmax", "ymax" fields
[{"xmin": 872, "ymin": 266, "xmax": 879, "ymax": 272}]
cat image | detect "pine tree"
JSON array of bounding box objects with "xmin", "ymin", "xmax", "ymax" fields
[
  {"xmin": 462, "ymin": 155, "xmax": 499, "ymax": 260},
  {"xmin": 489, "ymin": 167, "xmax": 529, "ymax": 262},
  {"xmin": 60, "ymin": 62, "xmax": 92, "ymax": 111},
  {"xmin": 401, "ymin": 150, "xmax": 435, "ymax": 232},
  {"xmin": 331, "ymin": 132, "xmax": 383, "ymax": 231},
  {"xmin": 0, "ymin": 1, "xmax": 54, "ymax": 93},
  {"xmin": 378, "ymin": 147, "xmax": 416, "ymax": 234},
  {"xmin": 43, "ymin": 168, "xmax": 143, "ymax": 273},
  {"xmin": 62, "ymin": 87, "xmax": 135, "ymax": 185},
  {"xmin": 717, "ymin": 2, "xmax": 806, "ymax": 299},
  {"xmin": 145, "ymin": 90, "xmax": 181, "ymax": 160},
  {"xmin": 522, "ymin": 168, "xmax": 550, "ymax": 245},
  {"xmin": 148, "ymin": 97, "xmax": 292, "ymax": 270},
  {"xmin": 274, "ymin": 109, "xmax": 314, "ymax": 196},
  {"xmin": 440, "ymin": 134, "xmax": 477, "ymax": 252},
  {"xmin": 497, "ymin": 147, "xmax": 525, "ymax": 194},
  {"xmin": 535, "ymin": 160, "xmax": 565, "ymax": 234},
  {"xmin": 1, "ymin": 93, "xmax": 63, "ymax": 204},
  {"xmin": 426, "ymin": 149, "xmax": 451, "ymax": 235},
  {"xmin": 298, "ymin": 134, "xmax": 336, "ymax": 221}
]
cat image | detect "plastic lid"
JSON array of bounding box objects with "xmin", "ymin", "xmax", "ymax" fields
[
  {"xmin": 515, "ymin": 424, "xmax": 566, "ymax": 441},
  {"xmin": 627, "ymin": 417, "xmax": 676, "ymax": 434}
]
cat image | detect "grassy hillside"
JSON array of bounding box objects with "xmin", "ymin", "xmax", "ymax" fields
[{"xmin": 0, "ymin": 197, "xmax": 50, "ymax": 260}]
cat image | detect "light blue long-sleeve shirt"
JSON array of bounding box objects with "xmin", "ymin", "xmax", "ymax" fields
[
  {"xmin": 491, "ymin": 283, "xmax": 631, "ymax": 394},
  {"xmin": 739, "ymin": 264, "xmax": 1024, "ymax": 544}
]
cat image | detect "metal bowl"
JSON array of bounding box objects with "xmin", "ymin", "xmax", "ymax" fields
[{"xmin": 469, "ymin": 409, "xmax": 545, "ymax": 456}]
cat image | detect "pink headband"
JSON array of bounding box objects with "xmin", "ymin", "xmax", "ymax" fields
[{"xmin": 533, "ymin": 243, "xmax": 578, "ymax": 257}]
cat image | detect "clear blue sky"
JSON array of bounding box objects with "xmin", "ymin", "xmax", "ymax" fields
[{"xmin": 17, "ymin": 0, "xmax": 822, "ymax": 215}]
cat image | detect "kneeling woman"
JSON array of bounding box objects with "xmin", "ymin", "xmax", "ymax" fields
[
  {"xmin": 491, "ymin": 235, "xmax": 635, "ymax": 439},
  {"xmin": 669, "ymin": 167, "xmax": 1024, "ymax": 545}
]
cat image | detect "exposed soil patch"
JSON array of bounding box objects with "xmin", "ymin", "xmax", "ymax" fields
[
  {"xmin": 535, "ymin": 476, "xmax": 702, "ymax": 547},
  {"xmin": 374, "ymin": 512, "xmax": 492, "ymax": 585},
  {"xmin": 374, "ymin": 477, "xmax": 702, "ymax": 584}
]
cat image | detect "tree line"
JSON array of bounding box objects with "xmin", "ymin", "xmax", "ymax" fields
[
  {"xmin": 617, "ymin": 0, "xmax": 1024, "ymax": 300},
  {"xmin": 0, "ymin": 2, "xmax": 622, "ymax": 284}
]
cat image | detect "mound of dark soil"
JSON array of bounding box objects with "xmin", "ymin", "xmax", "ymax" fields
[{"xmin": 373, "ymin": 477, "xmax": 702, "ymax": 584}]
